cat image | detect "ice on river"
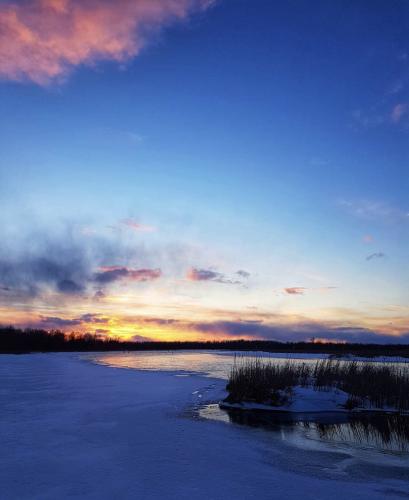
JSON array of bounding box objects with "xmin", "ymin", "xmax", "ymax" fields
[{"xmin": 1, "ymin": 352, "xmax": 409, "ymax": 499}]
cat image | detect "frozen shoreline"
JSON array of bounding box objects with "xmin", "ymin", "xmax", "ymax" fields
[
  {"xmin": 1, "ymin": 353, "xmax": 409, "ymax": 499},
  {"xmin": 221, "ymin": 386, "xmax": 351, "ymax": 413}
]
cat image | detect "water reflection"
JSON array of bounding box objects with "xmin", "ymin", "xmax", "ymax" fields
[
  {"xmin": 92, "ymin": 350, "xmax": 342, "ymax": 380},
  {"xmin": 203, "ymin": 405, "xmax": 409, "ymax": 453},
  {"xmin": 92, "ymin": 351, "xmax": 237, "ymax": 379},
  {"xmin": 93, "ymin": 350, "xmax": 409, "ymax": 382},
  {"xmin": 312, "ymin": 414, "xmax": 409, "ymax": 452}
]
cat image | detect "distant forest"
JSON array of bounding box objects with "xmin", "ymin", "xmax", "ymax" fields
[{"xmin": 1, "ymin": 326, "xmax": 409, "ymax": 357}]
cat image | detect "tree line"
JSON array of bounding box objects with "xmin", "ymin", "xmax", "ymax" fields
[{"xmin": 1, "ymin": 326, "xmax": 409, "ymax": 357}]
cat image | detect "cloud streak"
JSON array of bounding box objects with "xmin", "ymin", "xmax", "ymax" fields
[
  {"xmin": 339, "ymin": 199, "xmax": 409, "ymax": 223},
  {"xmin": 188, "ymin": 320, "xmax": 409, "ymax": 344},
  {"xmin": 0, "ymin": 0, "xmax": 213, "ymax": 85},
  {"xmin": 120, "ymin": 219, "xmax": 156, "ymax": 232},
  {"xmin": 281, "ymin": 287, "xmax": 337, "ymax": 296},
  {"xmin": 38, "ymin": 315, "xmax": 83, "ymax": 328},
  {"xmin": 366, "ymin": 252, "xmax": 385, "ymax": 261},
  {"xmin": 94, "ymin": 266, "xmax": 162, "ymax": 283},
  {"xmin": 115, "ymin": 316, "xmax": 409, "ymax": 344},
  {"xmin": 186, "ymin": 267, "xmax": 243, "ymax": 285},
  {"xmin": 236, "ymin": 270, "xmax": 250, "ymax": 279},
  {"xmin": 37, "ymin": 313, "xmax": 109, "ymax": 329}
]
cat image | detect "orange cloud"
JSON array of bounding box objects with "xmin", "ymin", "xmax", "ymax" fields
[{"xmin": 0, "ymin": 0, "xmax": 213, "ymax": 85}]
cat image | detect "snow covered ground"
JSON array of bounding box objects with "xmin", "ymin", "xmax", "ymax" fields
[
  {"xmin": 221, "ymin": 386, "xmax": 409, "ymax": 414},
  {"xmin": 221, "ymin": 386, "xmax": 351, "ymax": 413},
  {"xmin": 1, "ymin": 353, "xmax": 409, "ymax": 499}
]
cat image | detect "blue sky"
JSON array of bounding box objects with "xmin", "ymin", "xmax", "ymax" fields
[{"xmin": 0, "ymin": 0, "xmax": 408, "ymax": 342}]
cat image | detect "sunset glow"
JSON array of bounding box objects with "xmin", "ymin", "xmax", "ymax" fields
[{"xmin": 0, "ymin": 0, "xmax": 408, "ymax": 344}]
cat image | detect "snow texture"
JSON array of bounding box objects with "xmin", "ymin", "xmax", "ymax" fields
[{"xmin": 1, "ymin": 353, "xmax": 408, "ymax": 499}]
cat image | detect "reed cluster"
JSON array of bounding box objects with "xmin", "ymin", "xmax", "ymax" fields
[{"xmin": 226, "ymin": 358, "xmax": 409, "ymax": 411}]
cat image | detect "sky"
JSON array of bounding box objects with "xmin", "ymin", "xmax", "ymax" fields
[{"xmin": 0, "ymin": 0, "xmax": 408, "ymax": 343}]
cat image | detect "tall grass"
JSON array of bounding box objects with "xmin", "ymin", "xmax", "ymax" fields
[{"xmin": 225, "ymin": 358, "xmax": 409, "ymax": 411}]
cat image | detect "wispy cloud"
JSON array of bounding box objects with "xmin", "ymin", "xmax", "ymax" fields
[
  {"xmin": 38, "ymin": 315, "xmax": 83, "ymax": 328},
  {"xmin": 352, "ymin": 101, "xmax": 408, "ymax": 129},
  {"xmin": 387, "ymin": 80, "xmax": 405, "ymax": 95},
  {"xmin": 282, "ymin": 286, "xmax": 336, "ymax": 296},
  {"xmin": 317, "ymin": 286, "xmax": 338, "ymax": 293},
  {"xmin": 120, "ymin": 219, "xmax": 156, "ymax": 233},
  {"xmin": 309, "ymin": 157, "xmax": 330, "ymax": 167},
  {"xmin": 78, "ymin": 313, "xmax": 109, "ymax": 324},
  {"xmin": 366, "ymin": 252, "xmax": 385, "ymax": 261},
  {"xmin": 352, "ymin": 109, "xmax": 385, "ymax": 129},
  {"xmin": 339, "ymin": 199, "xmax": 409, "ymax": 222},
  {"xmin": 391, "ymin": 103, "xmax": 408, "ymax": 123},
  {"xmin": 122, "ymin": 131, "xmax": 144, "ymax": 144},
  {"xmin": 236, "ymin": 269, "xmax": 250, "ymax": 279},
  {"xmin": 94, "ymin": 266, "xmax": 161, "ymax": 284},
  {"xmin": 37, "ymin": 313, "xmax": 109, "ymax": 329},
  {"xmin": 186, "ymin": 267, "xmax": 243, "ymax": 285},
  {"xmin": 0, "ymin": 0, "xmax": 214, "ymax": 85},
  {"xmin": 94, "ymin": 290, "xmax": 106, "ymax": 300}
]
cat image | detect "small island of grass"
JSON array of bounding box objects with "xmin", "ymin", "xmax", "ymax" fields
[{"xmin": 221, "ymin": 358, "xmax": 409, "ymax": 414}]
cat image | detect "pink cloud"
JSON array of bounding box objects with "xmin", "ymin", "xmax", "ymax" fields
[
  {"xmin": 283, "ymin": 287, "xmax": 306, "ymax": 295},
  {"xmin": 120, "ymin": 218, "xmax": 156, "ymax": 232},
  {"xmin": 391, "ymin": 103, "xmax": 408, "ymax": 123},
  {"xmin": 362, "ymin": 234, "xmax": 373, "ymax": 244},
  {"xmin": 0, "ymin": 0, "xmax": 214, "ymax": 85}
]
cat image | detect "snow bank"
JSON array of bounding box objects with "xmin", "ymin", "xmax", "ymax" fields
[
  {"xmin": 220, "ymin": 386, "xmax": 409, "ymax": 415},
  {"xmin": 221, "ymin": 386, "xmax": 350, "ymax": 413}
]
